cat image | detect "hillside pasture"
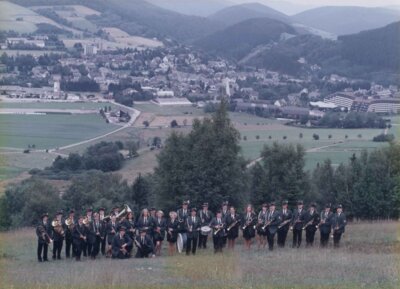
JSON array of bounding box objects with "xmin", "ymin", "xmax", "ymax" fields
[
  {"xmin": 103, "ymin": 27, "xmax": 163, "ymax": 48},
  {"xmin": 0, "ymin": 222, "xmax": 398, "ymax": 288}
]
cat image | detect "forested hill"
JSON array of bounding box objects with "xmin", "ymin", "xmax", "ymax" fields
[
  {"xmin": 194, "ymin": 18, "xmax": 297, "ymax": 60},
  {"xmin": 339, "ymin": 21, "xmax": 400, "ymax": 71}
]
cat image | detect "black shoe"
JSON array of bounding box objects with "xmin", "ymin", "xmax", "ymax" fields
[
  {"xmin": 43, "ymin": 259, "xmax": 49, "ymax": 262},
  {"xmin": 38, "ymin": 259, "xmax": 43, "ymax": 262},
  {"xmin": 52, "ymin": 256, "xmax": 56, "ymax": 260},
  {"xmin": 57, "ymin": 256, "xmax": 62, "ymax": 260}
]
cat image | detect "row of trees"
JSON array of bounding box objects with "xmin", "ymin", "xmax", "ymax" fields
[
  {"xmin": 0, "ymin": 102, "xmax": 398, "ymax": 229},
  {"xmin": 317, "ymin": 111, "xmax": 387, "ymax": 129}
]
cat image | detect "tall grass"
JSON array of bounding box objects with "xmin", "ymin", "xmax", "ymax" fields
[{"xmin": 0, "ymin": 221, "xmax": 399, "ymax": 289}]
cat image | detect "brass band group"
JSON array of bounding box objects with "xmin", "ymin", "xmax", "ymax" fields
[{"xmin": 36, "ymin": 200, "xmax": 347, "ymax": 262}]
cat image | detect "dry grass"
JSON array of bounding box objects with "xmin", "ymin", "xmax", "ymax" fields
[{"xmin": 0, "ymin": 222, "xmax": 399, "ymax": 289}]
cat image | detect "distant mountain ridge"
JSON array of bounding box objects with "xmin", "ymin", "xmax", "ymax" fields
[{"xmin": 146, "ymin": 0, "xmax": 232, "ymax": 17}]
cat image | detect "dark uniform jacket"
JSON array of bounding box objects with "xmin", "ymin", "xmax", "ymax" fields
[
  {"xmin": 166, "ymin": 219, "xmax": 179, "ymax": 243},
  {"xmin": 278, "ymin": 209, "xmax": 293, "ymax": 230},
  {"xmin": 87, "ymin": 219, "xmax": 105, "ymax": 244},
  {"xmin": 177, "ymin": 208, "xmax": 189, "ymax": 232},
  {"xmin": 291, "ymin": 208, "xmax": 306, "ymax": 230},
  {"xmin": 210, "ymin": 217, "xmax": 226, "ymax": 237},
  {"xmin": 319, "ymin": 211, "xmax": 333, "ymax": 234},
  {"xmin": 72, "ymin": 224, "xmax": 87, "ymax": 246},
  {"xmin": 36, "ymin": 221, "xmax": 52, "ymax": 244},
  {"xmin": 303, "ymin": 210, "xmax": 320, "ymax": 232},
  {"xmin": 331, "ymin": 212, "xmax": 347, "ymax": 234},
  {"xmin": 135, "ymin": 235, "xmax": 154, "ymax": 256},
  {"xmin": 112, "ymin": 233, "xmax": 132, "ymax": 257},
  {"xmin": 122, "ymin": 218, "xmax": 136, "ymax": 239},
  {"xmin": 264, "ymin": 210, "xmax": 281, "ymax": 234},
  {"xmin": 198, "ymin": 209, "xmax": 213, "ymax": 226},
  {"xmin": 52, "ymin": 220, "xmax": 65, "ymax": 242},
  {"xmin": 225, "ymin": 213, "xmax": 240, "ymax": 238},
  {"xmin": 153, "ymin": 217, "xmax": 167, "ymax": 241},
  {"xmin": 136, "ymin": 216, "xmax": 154, "ymax": 234},
  {"xmin": 106, "ymin": 221, "xmax": 118, "ymax": 244},
  {"xmin": 185, "ymin": 216, "xmax": 201, "ymax": 239}
]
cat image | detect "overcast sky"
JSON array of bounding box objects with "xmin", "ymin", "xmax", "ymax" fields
[{"xmin": 233, "ymin": 0, "xmax": 399, "ymax": 7}]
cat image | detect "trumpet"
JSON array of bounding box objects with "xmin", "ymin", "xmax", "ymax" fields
[
  {"xmin": 227, "ymin": 220, "xmax": 239, "ymax": 231},
  {"xmin": 302, "ymin": 219, "xmax": 314, "ymax": 230},
  {"xmin": 261, "ymin": 220, "xmax": 271, "ymax": 231},
  {"xmin": 278, "ymin": 219, "xmax": 291, "ymax": 229}
]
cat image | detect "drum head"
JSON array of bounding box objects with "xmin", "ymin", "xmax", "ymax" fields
[
  {"xmin": 201, "ymin": 226, "xmax": 211, "ymax": 235},
  {"xmin": 177, "ymin": 233, "xmax": 183, "ymax": 253}
]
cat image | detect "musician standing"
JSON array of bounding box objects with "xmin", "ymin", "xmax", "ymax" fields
[
  {"xmin": 256, "ymin": 203, "xmax": 268, "ymax": 249},
  {"xmin": 242, "ymin": 204, "xmax": 256, "ymax": 250},
  {"xmin": 198, "ymin": 202, "xmax": 212, "ymax": 249},
  {"xmin": 265, "ymin": 202, "xmax": 281, "ymax": 251},
  {"xmin": 83, "ymin": 208, "xmax": 93, "ymax": 257},
  {"xmin": 319, "ymin": 204, "xmax": 333, "ymax": 247},
  {"xmin": 291, "ymin": 200, "xmax": 306, "ymax": 248},
  {"xmin": 221, "ymin": 201, "xmax": 229, "ymax": 247},
  {"xmin": 136, "ymin": 208, "xmax": 154, "ymax": 236},
  {"xmin": 185, "ymin": 208, "xmax": 201, "ymax": 255},
  {"xmin": 304, "ymin": 203, "xmax": 320, "ymax": 247},
  {"xmin": 166, "ymin": 211, "xmax": 179, "ymax": 256},
  {"xmin": 98, "ymin": 207, "xmax": 107, "ymax": 256},
  {"xmin": 122, "ymin": 211, "xmax": 136, "ymax": 254},
  {"xmin": 135, "ymin": 229, "xmax": 155, "ymax": 258},
  {"xmin": 72, "ymin": 216, "xmax": 87, "ymax": 261},
  {"xmin": 52, "ymin": 211, "xmax": 64, "ymax": 260},
  {"xmin": 89, "ymin": 212, "xmax": 104, "ymax": 259},
  {"xmin": 177, "ymin": 201, "xmax": 189, "ymax": 233},
  {"xmin": 36, "ymin": 213, "xmax": 51, "ymax": 262},
  {"xmin": 277, "ymin": 200, "xmax": 292, "ymax": 247},
  {"xmin": 106, "ymin": 214, "xmax": 118, "ymax": 257},
  {"xmin": 112, "ymin": 226, "xmax": 132, "ymax": 259},
  {"xmin": 225, "ymin": 206, "xmax": 240, "ymax": 250},
  {"xmin": 331, "ymin": 204, "xmax": 347, "ymax": 248},
  {"xmin": 64, "ymin": 209, "xmax": 75, "ymax": 258},
  {"xmin": 153, "ymin": 210, "xmax": 166, "ymax": 256},
  {"xmin": 210, "ymin": 211, "xmax": 225, "ymax": 253}
]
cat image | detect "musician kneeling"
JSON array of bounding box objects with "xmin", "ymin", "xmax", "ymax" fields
[
  {"xmin": 135, "ymin": 229, "xmax": 155, "ymax": 258},
  {"xmin": 210, "ymin": 211, "xmax": 225, "ymax": 253},
  {"xmin": 112, "ymin": 226, "xmax": 132, "ymax": 259}
]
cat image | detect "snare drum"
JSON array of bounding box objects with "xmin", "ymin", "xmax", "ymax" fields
[
  {"xmin": 200, "ymin": 225, "xmax": 212, "ymax": 236},
  {"xmin": 176, "ymin": 233, "xmax": 187, "ymax": 253}
]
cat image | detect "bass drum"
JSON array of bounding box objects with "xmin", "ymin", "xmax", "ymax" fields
[
  {"xmin": 200, "ymin": 226, "xmax": 212, "ymax": 236},
  {"xmin": 176, "ymin": 233, "xmax": 187, "ymax": 253}
]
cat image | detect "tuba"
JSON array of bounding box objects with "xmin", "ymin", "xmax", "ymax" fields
[
  {"xmin": 52, "ymin": 219, "xmax": 65, "ymax": 237},
  {"xmin": 115, "ymin": 204, "xmax": 132, "ymax": 221}
]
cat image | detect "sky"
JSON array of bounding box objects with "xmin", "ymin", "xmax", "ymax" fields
[{"xmin": 233, "ymin": 0, "xmax": 400, "ymax": 7}]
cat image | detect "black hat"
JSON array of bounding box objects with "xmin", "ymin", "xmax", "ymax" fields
[
  {"xmin": 202, "ymin": 202, "xmax": 209, "ymax": 207},
  {"xmin": 337, "ymin": 204, "xmax": 343, "ymax": 209},
  {"xmin": 150, "ymin": 207, "xmax": 156, "ymax": 211},
  {"xmin": 216, "ymin": 210, "xmax": 222, "ymax": 214},
  {"xmin": 98, "ymin": 207, "xmax": 105, "ymax": 212},
  {"xmin": 56, "ymin": 211, "xmax": 63, "ymax": 216},
  {"xmin": 310, "ymin": 202, "xmax": 317, "ymax": 208},
  {"xmin": 69, "ymin": 209, "xmax": 75, "ymax": 214},
  {"xmin": 262, "ymin": 203, "xmax": 268, "ymax": 207},
  {"xmin": 87, "ymin": 208, "xmax": 93, "ymax": 213},
  {"xmin": 191, "ymin": 208, "xmax": 197, "ymax": 212},
  {"xmin": 222, "ymin": 201, "xmax": 228, "ymax": 206},
  {"xmin": 78, "ymin": 215, "xmax": 84, "ymax": 220},
  {"xmin": 325, "ymin": 204, "xmax": 331, "ymax": 209},
  {"xmin": 41, "ymin": 213, "xmax": 49, "ymax": 218},
  {"xmin": 282, "ymin": 200, "xmax": 288, "ymax": 205},
  {"xmin": 182, "ymin": 200, "xmax": 189, "ymax": 205},
  {"xmin": 297, "ymin": 200, "xmax": 304, "ymax": 205},
  {"xmin": 269, "ymin": 202, "xmax": 276, "ymax": 206},
  {"xmin": 139, "ymin": 228, "xmax": 147, "ymax": 233},
  {"xmin": 119, "ymin": 226, "xmax": 126, "ymax": 231}
]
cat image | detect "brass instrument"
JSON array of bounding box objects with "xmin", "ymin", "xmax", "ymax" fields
[
  {"xmin": 52, "ymin": 219, "xmax": 65, "ymax": 237},
  {"xmin": 134, "ymin": 238, "xmax": 142, "ymax": 249},
  {"xmin": 38, "ymin": 225, "xmax": 53, "ymax": 244},
  {"xmin": 65, "ymin": 217, "xmax": 75, "ymax": 231},
  {"xmin": 115, "ymin": 204, "xmax": 132, "ymax": 221},
  {"xmin": 278, "ymin": 219, "xmax": 291, "ymax": 229},
  {"xmin": 261, "ymin": 220, "xmax": 271, "ymax": 231},
  {"xmin": 242, "ymin": 216, "xmax": 253, "ymax": 230},
  {"xmin": 302, "ymin": 219, "xmax": 314, "ymax": 230},
  {"xmin": 83, "ymin": 217, "xmax": 90, "ymax": 227},
  {"xmin": 227, "ymin": 219, "xmax": 239, "ymax": 231},
  {"xmin": 213, "ymin": 224, "xmax": 223, "ymax": 235}
]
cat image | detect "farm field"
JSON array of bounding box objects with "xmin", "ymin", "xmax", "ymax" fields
[
  {"xmin": 103, "ymin": 27, "xmax": 163, "ymax": 48},
  {"xmin": 0, "ymin": 113, "xmax": 116, "ymax": 150},
  {"xmin": 0, "ymin": 49, "xmax": 66, "ymax": 57},
  {"xmin": 0, "ymin": 222, "xmax": 398, "ymax": 288},
  {"xmin": 0, "ymin": 101, "xmax": 116, "ymax": 110}
]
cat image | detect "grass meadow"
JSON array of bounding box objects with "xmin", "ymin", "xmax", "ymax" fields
[{"xmin": 0, "ymin": 222, "xmax": 399, "ymax": 289}]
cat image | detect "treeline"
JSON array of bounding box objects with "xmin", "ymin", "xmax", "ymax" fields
[
  {"xmin": 61, "ymin": 77, "xmax": 100, "ymax": 92},
  {"xmin": 317, "ymin": 112, "xmax": 387, "ymax": 129},
  {"xmin": 0, "ymin": 102, "xmax": 399, "ymax": 229}
]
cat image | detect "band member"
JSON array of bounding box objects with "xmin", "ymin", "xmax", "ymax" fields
[
  {"xmin": 242, "ymin": 204, "xmax": 256, "ymax": 250},
  {"xmin": 198, "ymin": 202, "xmax": 212, "ymax": 249},
  {"xmin": 36, "ymin": 213, "xmax": 52, "ymax": 262},
  {"xmin": 153, "ymin": 210, "xmax": 166, "ymax": 256},
  {"xmin": 185, "ymin": 208, "xmax": 201, "ymax": 255},
  {"xmin": 304, "ymin": 203, "xmax": 320, "ymax": 247},
  {"xmin": 210, "ymin": 211, "xmax": 225, "ymax": 253},
  {"xmin": 331, "ymin": 204, "xmax": 347, "ymax": 248},
  {"xmin": 167, "ymin": 211, "xmax": 179, "ymax": 256},
  {"xmin": 225, "ymin": 206, "xmax": 240, "ymax": 249},
  {"xmin": 52, "ymin": 211, "xmax": 65, "ymax": 260},
  {"xmin": 135, "ymin": 229, "xmax": 155, "ymax": 258},
  {"xmin": 265, "ymin": 202, "xmax": 281, "ymax": 251},
  {"xmin": 291, "ymin": 200, "xmax": 306, "ymax": 248},
  {"xmin": 64, "ymin": 209, "xmax": 75, "ymax": 259},
  {"xmin": 89, "ymin": 212, "xmax": 105, "ymax": 259},
  {"xmin": 112, "ymin": 226, "xmax": 132, "ymax": 259},
  {"xmin": 256, "ymin": 203, "xmax": 268, "ymax": 249},
  {"xmin": 277, "ymin": 200, "xmax": 292, "ymax": 247},
  {"xmin": 83, "ymin": 208, "xmax": 93, "ymax": 257},
  {"xmin": 177, "ymin": 201, "xmax": 189, "ymax": 233},
  {"xmin": 221, "ymin": 201, "xmax": 229, "ymax": 247},
  {"xmin": 136, "ymin": 208, "xmax": 154, "ymax": 236},
  {"xmin": 98, "ymin": 207, "xmax": 107, "ymax": 255},
  {"xmin": 122, "ymin": 211, "xmax": 136, "ymax": 254},
  {"xmin": 106, "ymin": 214, "xmax": 118, "ymax": 257},
  {"xmin": 319, "ymin": 204, "xmax": 333, "ymax": 247},
  {"xmin": 73, "ymin": 216, "xmax": 87, "ymax": 261}
]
